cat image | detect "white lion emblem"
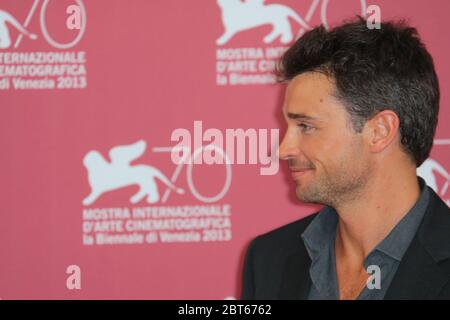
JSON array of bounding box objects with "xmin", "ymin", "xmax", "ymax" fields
[
  {"xmin": 83, "ymin": 140, "xmax": 184, "ymax": 205},
  {"xmin": 216, "ymin": 0, "xmax": 310, "ymax": 45},
  {"xmin": 0, "ymin": 9, "xmax": 37, "ymax": 49},
  {"xmin": 417, "ymin": 158, "xmax": 450, "ymax": 196}
]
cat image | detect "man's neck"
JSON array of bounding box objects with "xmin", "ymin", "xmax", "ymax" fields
[{"xmin": 334, "ymin": 168, "xmax": 421, "ymax": 261}]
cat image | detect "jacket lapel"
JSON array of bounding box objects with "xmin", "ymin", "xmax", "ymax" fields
[
  {"xmin": 278, "ymin": 241, "xmax": 312, "ymax": 299},
  {"xmin": 384, "ymin": 236, "xmax": 448, "ymax": 299},
  {"xmin": 385, "ymin": 188, "xmax": 450, "ymax": 299}
]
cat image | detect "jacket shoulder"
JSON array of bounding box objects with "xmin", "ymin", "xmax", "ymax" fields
[
  {"xmin": 240, "ymin": 213, "xmax": 317, "ymax": 299},
  {"xmin": 252, "ymin": 212, "xmax": 318, "ymax": 252}
]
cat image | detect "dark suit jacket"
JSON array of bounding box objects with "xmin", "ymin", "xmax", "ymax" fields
[{"xmin": 241, "ymin": 187, "xmax": 450, "ymax": 299}]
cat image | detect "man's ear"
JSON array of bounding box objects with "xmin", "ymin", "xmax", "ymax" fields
[{"xmin": 363, "ymin": 110, "xmax": 400, "ymax": 154}]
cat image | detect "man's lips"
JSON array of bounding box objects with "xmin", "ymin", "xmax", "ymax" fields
[{"xmin": 290, "ymin": 167, "xmax": 314, "ymax": 180}]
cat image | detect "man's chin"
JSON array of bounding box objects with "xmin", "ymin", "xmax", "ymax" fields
[
  {"xmin": 295, "ymin": 184, "xmax": 322, "ymax": 204},
  {"xmin": 295, "ymin": 186, "xmax": 312, "ymax": 202}
]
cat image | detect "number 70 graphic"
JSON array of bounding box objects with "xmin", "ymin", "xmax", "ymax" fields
[
  {"xmin": 14, "ymin": 0, "xmax": 86, "ymax": 49},
  {"xmin": 153, "ymin": 145, "xmax": 232, "ymax": 203}
]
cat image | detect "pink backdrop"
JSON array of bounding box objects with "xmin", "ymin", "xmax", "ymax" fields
[{"xmin": 1, "ymin": 0, "xmax": 450, "ymax": 299}]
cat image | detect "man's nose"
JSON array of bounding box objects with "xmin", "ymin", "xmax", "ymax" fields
[{"xmin": 278, "ymin": 132, "xmax": 300, "ymax": 161}]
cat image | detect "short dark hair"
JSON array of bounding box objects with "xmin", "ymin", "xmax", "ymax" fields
[{"xmin": 277, "ymin": 17, "xmax": 440, "ymax": 167}]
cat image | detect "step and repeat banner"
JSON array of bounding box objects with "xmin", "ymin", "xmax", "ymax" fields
[{"xmin": 1, "ymin": 0, "xmax": 450, "ymax": 299}]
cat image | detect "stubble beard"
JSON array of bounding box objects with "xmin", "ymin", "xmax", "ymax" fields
[{"xmin": 296, "ymin": 158, "xmax": 373, "ymax": 208}]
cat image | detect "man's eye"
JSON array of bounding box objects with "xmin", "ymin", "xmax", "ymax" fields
[{"xmin": 298, "ymin": 123, "xmax": 314, "ymax": 133}]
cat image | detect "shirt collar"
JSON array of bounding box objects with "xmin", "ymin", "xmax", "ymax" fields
[{"xmin": 301, "ymin": 206, "xmax": 337, "ymax": 262}]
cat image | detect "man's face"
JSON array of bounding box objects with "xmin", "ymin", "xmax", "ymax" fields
[{"xmin": 279, "ymin": 72, "xmax": 373, "ymax": 206}]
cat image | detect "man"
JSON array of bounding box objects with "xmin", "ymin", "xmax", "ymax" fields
[{"xmin": 241, "ymin": 18, "xmax": 450, "ymax": 300}]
